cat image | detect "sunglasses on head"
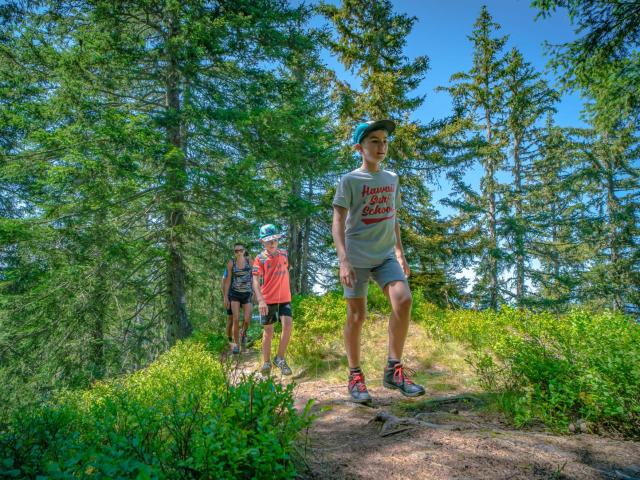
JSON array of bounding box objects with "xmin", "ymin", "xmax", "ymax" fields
[{"xmin": 234, "ymin": 248, "xmax": 244, "ymax": 252}]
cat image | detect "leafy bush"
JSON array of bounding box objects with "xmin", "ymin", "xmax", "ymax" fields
[
  {"xmin": 0, "ymin": 341, "xmax": 312, "ymax": 478},
  {"xmin": 415, "ymin": 305, "xmax": 640, "ymax": 437},
  {"xmin": 366, "ymin": 283, "xmax": 391, "ymax": 314},
  {"xmin": 288, "ymin": 293, "xmax": 345, "ymax": 367}
]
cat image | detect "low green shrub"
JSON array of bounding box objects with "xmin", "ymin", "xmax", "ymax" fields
[
  {"xmin": 0, "ymin": 341, "xmax": 312, "ymax": 478},
  {"xmin": 366, "ymin": 283, "xmax": 391, "ymax": 314},
  {"xmin": 288, "ymin": 293, "xmax": 345, "ymax": 367},
  {"xmin": 415, "ymin": 305, "xmax": 640, "ymax": 437}
]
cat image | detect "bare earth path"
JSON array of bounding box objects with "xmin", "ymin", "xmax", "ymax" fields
[{"xmin": 230, "ymin": 350, "xmax": 640, "ymax": 480}]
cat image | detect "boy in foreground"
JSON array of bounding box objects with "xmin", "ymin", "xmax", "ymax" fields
[
  {"xmin": 332, "ymin": 119, "xmax": 425, "ymax": 403},
  {"xmin": 252, "ymin": 224, "xmax": 293, "ymax": 376}
]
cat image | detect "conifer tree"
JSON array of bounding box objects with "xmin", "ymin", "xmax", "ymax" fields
[
  {"xmin": 533, "ymin": 0, "xmax": 640, "ymax": 313},
  {"xmin": 533, "ymin": 0, "xmax": 640, "ymax": 123},
  {"xmin": 440, "ymin": 6, "xmax": 508, "ymax": 309},
  {"xmin": 501, "ymin": 48, "xmax": 558, "ymax": 306},
  {"xmin": 525, "ymin": 120, "xmax": 588, "ymax": 311},
  {"xmin": 578, "ymin": 123, "xmax": 639, "ymax": 312}
]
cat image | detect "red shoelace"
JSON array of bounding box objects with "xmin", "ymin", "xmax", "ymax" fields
[
  {"xmin": 392, "ymin": 364, "xmax": 416, "ymax": 385},
  {"xmin": 349, "ymin": 373, "xmax": 368, "ymax": 392}
]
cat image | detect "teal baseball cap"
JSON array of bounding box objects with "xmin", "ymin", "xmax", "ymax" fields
[
  {"xmin": 258, "ymin": 224, "xmax": 281, "ymax": 242},
  {"xmin": 352, "ymin": 119, "xmax": 396, "ymax": 145}
]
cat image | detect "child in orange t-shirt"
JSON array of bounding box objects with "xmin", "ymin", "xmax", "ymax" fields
[{"xmin": 252, "ymin": 224, "xmax": 293, "ymax": 376}]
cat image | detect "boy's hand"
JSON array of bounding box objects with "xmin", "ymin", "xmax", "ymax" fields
[
  {"xmin": 339, "ymin": 260, "xmax": 356, "ymax": 288},
  {"xmin": 398, "ymin": 255, "xmax": 411, "ymax": 277},
  {"xmin": 259, "ymin": 300, "xmax": 268, "ymax": 316}
]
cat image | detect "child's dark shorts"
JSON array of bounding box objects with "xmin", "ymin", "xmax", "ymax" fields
[
  {"xmin": 261, "ymin": 302, "xmax": 292, "ymax": 326},
  {"xmin": 229, "ymin": 290, "xmax": 252, "ymax": 306}
]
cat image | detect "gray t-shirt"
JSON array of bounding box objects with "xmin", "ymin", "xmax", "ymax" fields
[{"xmin": 333, "ymin": 167, "xmax": 401, "ymax": 268}]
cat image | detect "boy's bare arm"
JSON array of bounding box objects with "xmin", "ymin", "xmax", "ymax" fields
[
  {"xmin": 394, "ymin": 220, "xmax": 410, "ymax": 277},
  {"xmin": 332, "ymin": 205, "xmax": 355, "ymax": 287},
  {"xmin": 252, "ymin": 275, "xmax": 268, "ymax": 315}
]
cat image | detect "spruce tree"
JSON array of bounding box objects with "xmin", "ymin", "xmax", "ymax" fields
[
  {"xmin": 440, "ymin": 6, "xmax": 508, "ymax": 309},
  {"xmin": 501, "ymin": 48, "xmax": 557, "ymax": 306},
  {"xmin": 525, "ymin": 120, "xmax": 588, "ymax": 311}
]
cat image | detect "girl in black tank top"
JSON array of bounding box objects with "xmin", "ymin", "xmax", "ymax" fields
[{"xmin": 223, "ymin": 243, "xmax": 253, "ymax": 354}]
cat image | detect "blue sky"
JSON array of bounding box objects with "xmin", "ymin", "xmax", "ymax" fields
[{"xmin": 397, "ymin": 0, "xmax": 583, "ymax": 128}]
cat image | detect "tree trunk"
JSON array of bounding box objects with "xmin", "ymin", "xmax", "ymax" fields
[
  {"xmin": 90, "ymin": 269, "xmax": 106, "ymax": 379},
  {"xmin": 288, "ymin": 218, "xmax": 300, "ymax": 294},
  {"xmin": 485, "ymin": 110, "xmax": 499, "ymax": 310},
  {"xmin": 288, "ymin": 180, "xmax": 305, "ymax": 295},
  {"xmin": 605, "ymin": 163, "xmax": 622, "ymax": 311},
  {"xmin": 513, "ymin": 137, "xmax": 525, "ymax": 306},
  {"xmin": 164, "ymin": 12, "xmax": 191, "ymax": 345},
  {"xmin": 300, "ymin": 179, "xmax": 313, "ymax": 294}
]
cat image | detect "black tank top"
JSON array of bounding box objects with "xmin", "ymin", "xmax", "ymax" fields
[{"xmin": 231, "ymin": 258, "xmax": 252, "ymax": 293}]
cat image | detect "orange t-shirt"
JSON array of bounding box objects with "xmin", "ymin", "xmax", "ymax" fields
[{"xmin": 252, "ymin": 249, "xmax": 291, "ymax": 304}]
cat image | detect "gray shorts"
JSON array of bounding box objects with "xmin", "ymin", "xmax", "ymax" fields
[{"xmin": 343, "ymin": 257, "xmax": 407, "ymax": 298}]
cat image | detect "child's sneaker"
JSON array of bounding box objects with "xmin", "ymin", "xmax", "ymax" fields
[
  {"xmin": 274, "ymin": 357, "xmax": 292, "ymax": 376},
  {"xmin": 260, "ymin": 361, "xmax": 272, "ymax": 376},
  {"xmin": 347, "ymin": 371, "xmax": 372, "ymax": 404},
  {"xmin": 383, "ymin": 363, "xmax": 425, "ymax": 397},
  {"xmin": 231, "ymin": 344, "xmax": 240, "ymax": 355},
  {"xmin": 241, "ymin": 332, "xmax": 248, "ymax": 350}
]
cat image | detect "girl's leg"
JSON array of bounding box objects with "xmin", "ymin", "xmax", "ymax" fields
[
  {"xmin": 242, "ymin": 303, "xmax": 251, "ymax": 338},
  {"xmin": 231, "ymin": 301, "xmax": 241, "ymax": 346},
  {"xmin": 226, "ymin": 313, "xmax": 233, "ymax": 343}
]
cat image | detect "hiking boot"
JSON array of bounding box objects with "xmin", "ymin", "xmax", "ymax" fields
[
  {"xmin": 348, "ymin": 371, "xmax": 372, "ymax": 404},
  {"xmin": 260, "ymin": 361, "xmax": 272, "ymax": 376},
  {"xmin": 383, "ymin": 363, "xmax": 425, "ymax": 397},
  {"xmin": 231, "ymin": 344, "xmax": 240, "ymax": 355},
  {"xmin": 274, "ymin": 357, "xmax": 292, "ymax": 376}
]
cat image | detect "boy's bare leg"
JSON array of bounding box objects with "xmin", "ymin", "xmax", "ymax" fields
[
  {"xmin": 231, "ymin": 301, "xmax": 241, "ymax": 345},
  {"xmin": 382, "ymin": 280, "xmax": 423, "ymax": 396},
  {"xmin": 384, "ymin": 280, "xmax": 412, "ymax": 360},
  {"xmin": 344, "ymin": 297, "xmax": 367, "ymax": 368},
  {"xmin": 276, "ymin": 316, "xmax": 292, "ymax": 359},
  {"xmin": 262, "ymin": 324, "xmax": 274, "ymax": 363}
]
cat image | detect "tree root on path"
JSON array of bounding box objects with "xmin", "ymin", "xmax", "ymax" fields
[
  {"xmin": 416, "ymin": 394, "xmax": 485, "ymax": 412},
  {"xmin": 371, "ymin": 411, "xmax": 463, "ymax": 437}
]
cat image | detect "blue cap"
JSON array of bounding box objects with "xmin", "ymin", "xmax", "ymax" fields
[
  {"xmin": 352, "ymin": 119, "xmax": 396, "ymax": 145},
  {"xmin": 258, "ymin": 224, "xmax": 281, "ymax": 242}
]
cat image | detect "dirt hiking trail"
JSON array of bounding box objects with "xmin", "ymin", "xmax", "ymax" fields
[{"xmin": 227, "ymin": 347, "xmax": 640, "ymax": 480}]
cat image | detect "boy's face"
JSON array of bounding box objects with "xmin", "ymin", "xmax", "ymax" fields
[
  {"xmin": 262, "ymin": 238, "xmax": 278, "ymax": 254},
  {"xmin": 356, "ymin": 129, "xmax": 389, "ymax": 164}
]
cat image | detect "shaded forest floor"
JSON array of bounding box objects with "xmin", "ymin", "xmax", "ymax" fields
[{"xmin": 224, "ymin": 322, "xmax": 640, "ymax": 480}]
